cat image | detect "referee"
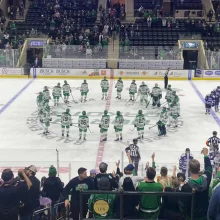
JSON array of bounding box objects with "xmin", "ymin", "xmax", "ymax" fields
[
  {"xmin": 164, "ymin": 68, "xmax": 170, "ymax": 89},
  {"xmin": 125, "ymin": 139, "xmax": 141, "ymax": 175}
]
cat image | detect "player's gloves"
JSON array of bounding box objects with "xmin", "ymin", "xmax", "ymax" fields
[
  {"xmin": 99, "ymin": 124, "xmax": 101, "ymax": 128},
  {"xmin": 50, "ymin": 118, "xmax": 52, "ymax": 121},
  {"xmin": 134, "ymin": 124, "xmax": 137, "ymax": 127},
  {"xmin": 87, "ymin": 125, "xmax": 89, "ymax": 128},
  {"xmin": 70, "ymin": 123, "xmax": 73, "ymax": 126},
  {"xmin": 114, "ymin": 125, "xmax": 116, "ymax": 130},
  {"xmin": 151, "ymin": 93, "xmax": 153, "ymax": 97},
  {"xmin": 159, "ymin": 94, "xmax": 162, "ymax": 99}
]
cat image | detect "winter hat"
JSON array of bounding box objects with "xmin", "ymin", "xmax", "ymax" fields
[
  {"xmin": 90, "ymin": 169, "xmax": 97, "ymax": 174},
  {"xmin": 49, "ymin": 166, "xmax": 57, "ymax": 175}
]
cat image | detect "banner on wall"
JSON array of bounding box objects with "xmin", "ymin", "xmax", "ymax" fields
[
  {"xmin": 203, "ymin": 70, "xmax": 220, "ymax": 78},
  {"xmin": 115, "ymin": 69, "xmax": 190, "ymax": 78},
  {"xmin": 33, "ymin": 68, "xmax": 110, "ymax": 77},
  {"xmin": 195, "ymin": 69, "xmax": 203, "ymax": 77},
  {"xmin": 0, "ymin": 68, "xmax": 23, "ymax": 75}
]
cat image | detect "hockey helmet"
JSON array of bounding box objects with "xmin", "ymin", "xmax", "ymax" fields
[
  {"xmin": 133, "ymin": 138, "xmax": 138, "ymax": 144},
  {"xmin": 168, "ymin": 84, "xmax": 171, "ymax": 88},
  {"xmin": 185, "ymin": 148, "xmax": 190, "ymax": 153},
  {"xmin": 44, "ymin": 86, "xmax": 48, "ymax": 90},
  {"xmin": 132, "ymin": 80, "xmax": 136, "ymax": 83},
  {"xmin": 172, "ymin": 91, "xmax": 176, "ymax": 94},
  {"xmin": 82, "ymin": 111, "xmax": 86, "ymax": 115},
  {"xmin": 119, "ymin": 77, "xmax": 122, "ymax": 80},
  {"xmin": 155, "ymin": 83, "xmax": 158, "ymax": 87},
  {"xmin": 213, "ymin": 131, "xmax": 217, "ymax": 136},
  {"xmin": 211, "ymin": 91, "xmax": 214, "ymax": 94},
  {"xmin": 84, "ymin": 79, "xmax": 87, "ymax": 83},
  {"xmin": 117, "ymin": 111, "xmax": 121, "ymax": 116},
  {"xmin": 104, "ymin": 110, "xmax": 108, "ymax": 115},
  {"xmin": 66, "ymin": 108, "xmax": 70, "ymax": 113},
  {"xmin": 142, "ymin": 81, "xmax": 145, "ymax": 85},
  {"xmin": 99, "ymin": 162, "xmax": 108, "ymax": 173},
  {"xmin": 45, "ymin": 105, "xmax": 50, "ymax": 111},
  {"xmin": 218, "ymin": 86, "xmax": 220, "ymax": 89},
  {"xmin": 162, "ymin": 107, "xmax": 166, "ymax": 112},
  {"xmin": 138, "ymin": 110, "xmax": 143, "ymax": 115},
  {"xmin": 104, "ymin": 76, "xmax": 106, "ymax": 80},
  {"xmin": 64, "ymin": 80, "xmax": 67, "ymax": 84},
  {"xmin": 57, "ymin": 83, "xmax": 60, "ymax": 86},
  {"xmin": 39, "ymin": 92, "xmax": 43, "ymax": 95}
]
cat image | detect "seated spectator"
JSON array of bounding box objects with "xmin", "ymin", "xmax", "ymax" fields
[
  {"xmin": 94, "ymin": 162, "xmax": 118, "ymax": 190},
  {"xmin": 89, "ymin": 177, "xmax": 115, "ymax": 218},
  {"xmin": 137, "ymin": 153, "xmax": 163, "ymax": 219},
  {"xmin": 115, "ymin": 177, "xmax": 139, "ymax": 219},
  {"xmin": 179, "ymin": 148, "xmax": 212, "ymax": 220},
  {"xmin": 0, "ymin": 168, "xmax": 32, "ymax": 220},
  {"xmin": 42, "ymin": 166, "xmax": 63, "ymax": 216}
]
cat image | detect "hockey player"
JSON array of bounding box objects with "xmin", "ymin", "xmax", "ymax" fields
[
  {"xmin": 80, "ymin": 80, "xmax": 89, "ymax": 102},
  {"xmin": 179, "ymin": 148, "xmax": 194, "ymax": 178},
  {"xmin": 213, "ymin": 86, "xmax": 220, "ymax": 112},
  {"xmin": 205, "ymin": 92, "xmax": 213, "ymax": 114},
  {"xmin": 125, "ymin": 139, "xmax": 141, "ymax": 175},
  {"xmin": 43, "ymin": 86, "xmax": 51, "ymax": 105},
  {"xmin": 61, "ymin": 108, "xmax": 72, "ymax": 137},
  {"xmin": 100, "ymin": 76, "xmax": 109, "ymax": 100},
  {"xmin": 167, "ymin": 103, "xmax": 178, "ymax": 127},
  {"xmin": 129, "ymin": 80, "xmax": 137, "ymax": 101},
  {"xmin": 157, "ymin": 107, "xmax": 168, "ymax": 136},
  {"xmin": 99, "ymin": 110, "xmax": 110, "ymax": 142},
  {"xmin": 206, "ymin": 131, "xmax": 220, "ymax": 166},
  {"xmin": 52, "ymin": 83, "xmax": 62, "ymax": 106},
  {"xmin": 115, "ymin": 77, "xmax": 123, "ymax": 99},
  {"xmin": 78, "ymin": 111, "xmax": 89, "ymax": 140},
  {"xmin": 114, "ymin": 111, "xmax": 124, "ymax": 141},
  {"xmin": 171, "ymin": 91, "xmax": 180, "ymax": 116},
  {"xmin": 134, "ymin": 110, "xmax": 146, "ymax": 139},
  {"xmin": 37, "ymin": 92, "xmax": 44, "ymax": 112},
  {"xmin": 138, "ymin": 81, "xmax": 150, "ymax": 105},
  {"xmin": 43, "ymin": 105, "xmax": 51, "ymax": 135},
  {"xmin": 151, "ymin": 83, "xmax": 162, "ymax": 107},
  {"xmin": 165, "ymin": 85, "xmax": 172, "ymax": 107},
  {"xmin": 62, "ymin": 80, "xmax": 71, "ymax": 103}
]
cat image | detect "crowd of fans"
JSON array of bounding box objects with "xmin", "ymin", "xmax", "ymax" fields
[{"xmin": 1, "ymin": 146, "xmax": 220, "ymax": 220}]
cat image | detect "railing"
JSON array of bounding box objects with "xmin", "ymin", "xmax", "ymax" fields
[
  {"xmin": 33, "ymin": 207, "xmax": 51, "ymax": 220},
  {"xmin": 54, "ymin": 202, "xmax": 70, "ymax": 220},
  {"xmin": 80, "ymin": 190, "xmax": 196, "ymax": 220},
  {"xmin": 205, "ymin": 49, "xmax": 220, "ymax": 69},
  {"xmin": 0, "ymin": 48, "xmax": 21, "ymax": 67}
]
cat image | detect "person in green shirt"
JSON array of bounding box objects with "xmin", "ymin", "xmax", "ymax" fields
[
  {"xmin": 89, "ymin": 177, "xmax": 115, "ymax": 219},
  {"xmin": 137, "ymin": 153, "xmax": 163, "ymax": 220}
]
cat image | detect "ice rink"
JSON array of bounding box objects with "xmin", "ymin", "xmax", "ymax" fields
[{"xmin": 0, "ymin": 78, "xmax": 219, "ymax": 183}]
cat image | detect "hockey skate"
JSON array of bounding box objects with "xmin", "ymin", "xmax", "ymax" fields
[
  {"xmin": 62, "ymin": 133, "xmax": 64, "ymax": 137},
  {"xmin": 67, "ymin": 133, "xmax": 69, "ymax": 137},
  {"xmin": 116, "ymin": 96, "xmax": 119, "ymax": 99},
  {"xmin": 79, "ymin": 136, "xmax": 82, "ymax": 140},
  {"xmin": 120, "ymin": 136, "xmax": 122, "ymax": 141},
  {"xmin": 46, "ymin": 131, "xmax": 49, "ymax": 134},
  {"xmin": 142, "ymin": 135, "xmax": 144, "ymax": 139},
  {"xmin": 101, "ymin": 138, "xmax": 107, "ymax": 142},
  {"xmin": 84, "ymin": 99, "xmax": 87, "ymax": 102},
  {"xmin": 84, "ymin": 137, "xmax": 86, "ymax": 140},
  {"xmin": 137, "ymin": 136, "xmax": 141, "ymax": 139},
  {"xmin": 115, "ymin": 138, "xmax": 119, "ymax": 141},
  {"xmin": 102, "ymin": 97, "xmax": 104, "ymax": 100}
]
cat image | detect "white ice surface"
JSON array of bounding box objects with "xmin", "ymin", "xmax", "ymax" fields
[{"xmin": 0, "ymin": 79, "xmax": 219, "ymax": 183}]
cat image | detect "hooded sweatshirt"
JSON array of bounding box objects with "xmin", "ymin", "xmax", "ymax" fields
[{"xmin": 179, "ymin": 156, "xmax": 212, "ymax": 219}]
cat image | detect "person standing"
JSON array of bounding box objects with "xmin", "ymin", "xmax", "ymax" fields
[
  {"xmin": 64, "ymin": 167, "xmax": 93, "ymax": 220},
  {"xmin": 164, "ymin": 68, "xmax": 170, "ymax": 89},
  {"xmin": 125, "ymin": 139, "xmax": 141, "ymax": 175}
]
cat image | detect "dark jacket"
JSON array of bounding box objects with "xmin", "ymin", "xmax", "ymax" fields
[
  {"xmin": 42, "ymin": 177, "xmax": 63, "ymax": 202},
  {"xmin": 179, "ymin": 156, "xmax": 212, "ymax": 219},
  {"xmin": 29, "ymin": 176, "xmax": 40, "ymax": 210},
  {"xmin": 208, "ymin": 185, "xmax": 220, "ymax": 220},
  {"xmin": 94, "ymin": 173, "xmax": 118, "ymax": 190}
]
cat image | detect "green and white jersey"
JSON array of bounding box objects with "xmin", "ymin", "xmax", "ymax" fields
[
  {"xmin": 129, "ymin": 83, "xmax": 137, "ymax": 93},
  {"xmin": 170, "ymin": 105, "xmax": 178, "ymax": 118},
  {"xmin": 115, "ymin": 80, "xmax": 123, "ymax": 90},
  {"xmin": 62, "ymin": 84, "xmax": 71, "ymax": 93},
  {"xmin": 43, "ymin": 89, "xmax": 50, "ymax": 100},
  {"xmin": 81, "ymin": 82, "xmax": 89, "ymax": 93},
  {"xmin": 37, "ymin": 95, "xmax": 43, "ymax": 106},
  {"xmin": 100, "ymin": 114, "xmax": 110, "ymax": 129},
  {"xmin": 165, "ymin": 88, "xmax": 172, "ymax": 100},
  {"xmin": 43, "ymin": 110, "xmax": 50, "ymax": 122},
  {"xmin": 61, "ymin": 112, "xmax": 72, "ymax": 126},
  {"xmin": 101, "ymin": 79, "xmax": 109, "ymax": 90},
  {"xmin": 134, "ymin": 114, "xmax": 146, "ymax": 128},
  {"xmin": 152, "ymin": 86, "xmax": 162, "ymax": 97},
  {"xmin": 159, "ymin": 112, "xmax": 168, "ymax": 125},
  {"xmin": 139, "ymin": 84, "xmax": 149, "ymax": 95},
  {"xmin": 171, "ymin": 94, "xmax": 180, "ymax": 104},
  {"xmin": 52, "ymin": 86, "xmax": 61, "ymax": 97},
  {"xmin": 78, "ymin": 115, "xmax": 89, "ymax": 129},
  {"xmin": 115, "ymin": 115, "xmax": 124, "ymax": 129}
]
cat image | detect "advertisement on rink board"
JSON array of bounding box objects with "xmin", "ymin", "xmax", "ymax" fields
[
  {"xmin": 115, "ymin": 69, "xmax": 189, "ymax": 79},
  {"xmin": 1, "ymin": 68, "xmax": 23, "ymax": 75},
  {"xmin": 33, "ymin": 68, "xmax": 110, "ymax": 77},
  {"xmin": 198, "ymin": 69, "xmax": 220, "ymax": 78}
]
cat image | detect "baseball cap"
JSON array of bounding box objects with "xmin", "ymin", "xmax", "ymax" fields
[
  {"xmin": 126, "ymin": 164, "xmax": 135, "ymax": 171},
  {"xmin": 90, "ymin": 169, "xmax": 97, "ymax": 174},
  {"xmin": 26, "ymin": 165, "xmax": 37, "ymax": 173}
]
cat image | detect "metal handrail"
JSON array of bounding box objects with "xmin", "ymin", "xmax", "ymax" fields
[
  {"xmin": 53, "ymin": 202, "xmax": 70, "ymax": 220},
  {"xmin": 79, "ymin": 190, "xmax": 195, "ymax": 220},
  {"xmin": 32, "ymin": 207, "xmax": 51, "ymax": 220}
]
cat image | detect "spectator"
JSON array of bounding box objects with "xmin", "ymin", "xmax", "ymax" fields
[
  {"xmin": 115, "ymin": 177, "xmax": 139, "ymax": 219},
  {"xmin": 177, "ymin": 172, "xmax": 186, "ymax": 190},
  {"xmin": 208, "ymin": 185, "xmax": 220, "ymax": 220},
  {"xmin": 0, "ymin": 169, "xmax": 32, "ymax": 220},
  {"xmin": 42, "ymin": 166, "xmax": 63, "ymax": 216},
  {"xmin": 162, "ymin": 18, "xmax": 167, "ymax": 27},
  {"xmin": 159, "ymin": 166, "xmax": 173, "ymax": 189},
  {"xmin": 25, "ymin": 165, "xmax": 40, "ymax": 215},
  {"xmin": 208, "ymin": 9, "xmax": 214, "ymax": 22},
  {"xmin": 163, "ymin": 178, "xmax": 183, "ymax": 220},
  {"xmin": 89, "ymin": 177, "xmax": 115, "ymax": 218},
  {"xmin": 89, "ymin": 169, "xmax": 97, "ymax": 182},
  {"xmin": 210, "ymin": 167, "xmax": 220, "ymax": 192},
  {"xmin": 33, "ymin": 56, "xmax": 41, "ymax": 68},
  {"xmin": 64, "ymin": 167, "xmax": 93, "ymax": 220},
  {"xmin": 179, "ymin": 148, "xmax": 212, "ymax": 220},
  {"xmin": 94, "ymin": 162, "xmax": 118, "ymax": 190},
  {"xmin": 147, "ymin": 15, "xmax": 152, "ymax": 28},
  {"xmin": 137, "ymin": 153, "xmax": 163, "ymax": 219}
]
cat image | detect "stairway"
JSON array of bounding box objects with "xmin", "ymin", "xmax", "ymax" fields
[
  {"xmin": 201, "ymin": 0, "xmax": 215, "ymax": 22},
  {"xmin": 125, "ymin": 0, "xmax": 135, "ymax": 22},
  {"xmin": 107, "ymin": 37, "xmax": 119, "ymax": 69}
]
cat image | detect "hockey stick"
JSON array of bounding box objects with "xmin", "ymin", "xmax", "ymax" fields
[
  {"xmin": 61, "ymin": 96, "xmax": 71, "ymax": 107},
  {"xmin": 131, "ymin": 93, "xmax": 139, "ymax": 105},
  {"xmin": 70, "ymin": 92, "xmax": 78, "ymax": 104},
  {"xmin": 149, "ymin": 124, "xmax": 157, "ymax": 129},
  {"xmin": 146, "ymin": 96, "xmax": 152, "ymax": 109},
  {"xmin": 88, "ymin": 127, "xmax": 94, "ymax": 133},
  {"xmin": 129, "ymin": 127, "xmax": 136, "ymax": 131},
  {"xmin": 56, "ymin": 149, "xmax": 60, "ymax": 177},
  {"xmin": 51, "ymin": 99, "xmax": 66, "ymax": 110}
]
